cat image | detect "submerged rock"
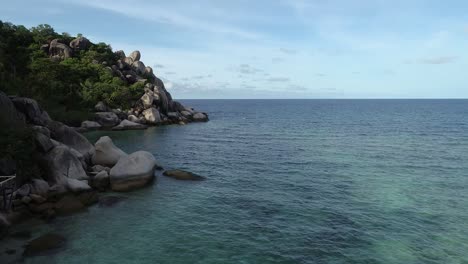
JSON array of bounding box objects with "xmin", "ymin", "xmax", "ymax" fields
[
  {"xmin": 112, "ymin": 119, "xmax": 148, "ymax": 131},
  {"xmin": 92, "ymin": 136, "xmax": 127, "ymax": 167},
  {"xmin": 163, "ymin": 170, "xmax": 206, "ymax": 181},
  {"xmin": 109, "ymin": 151, "xmax": 157, "ymax": 191},
  {"xmin": 81, "ymin": 120, "xmax": 101, "ymax": 130},
  {"xmin": 23, "ymin": 233, "xmax": 66, "ymax": 256},
  {"xmin": 98, "ymin": 196, "xmax": 127, "ymax": 207},
  {"xmin": 54, "ymin": 195, "xmax": 85, "ymax": 215}
]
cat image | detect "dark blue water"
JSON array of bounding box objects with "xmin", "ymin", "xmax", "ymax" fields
[{"xmin": 18, "ymin": 100, "xmax": 468, "ymax": 263}]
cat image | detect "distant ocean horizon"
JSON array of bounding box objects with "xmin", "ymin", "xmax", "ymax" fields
[{"xmin": 21, "ymin": 99, "xmax": 468, "ymax": 263}]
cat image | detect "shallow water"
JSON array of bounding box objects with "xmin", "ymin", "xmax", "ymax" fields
[{"xmin": 6, "ymin": 100, "xmax": 468, "ymax": 263}]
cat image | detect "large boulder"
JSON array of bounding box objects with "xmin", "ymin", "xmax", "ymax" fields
[
  {"xmin": 112, "ymin": 120, "xmax": 148, "ymax": 131},
  {"xmin": 92, "ymin": 136, "xmax": 127, "ymax": 167},
  {"xmin": 109, "ymin": 151, "xmax": 157, "ymax": 191},
  {"xmin": 129, "ymin": 50, "xmax": 141, "ymax": 62},
  {"xmin": 49, "ymin": 39, "xmax": 72, "ymax": 60},
  {"xmin": 94, "ymin": 112, "xmax": 120, "ymax": 127},
  {"xmin": 142, "ymin": 107, "xmax": 161, "ymax": 124},
  {"xmin": 47, "ymin": 121, "xmax": 95, "ymax": 160},
  {"xmin": 132, "ymin": 61, "xmax": 146, "ymax": 75},
  {"xmin": 193, "ymin": 112, "xmax": 209, "ymax": 122},
  {"xmin": 39, "ymin": 145, "xmax": 89, "ymax": 184},
  {"xmin": 69, "ymin": 37, "xmax": 91, "ymax": 51},
  {"xmin": 11, "ymin": 97, "xmax": 50, "ymax": 126}
]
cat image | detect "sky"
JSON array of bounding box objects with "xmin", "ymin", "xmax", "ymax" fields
[{"xmin": 1, "ymin": 0, "xmax": 468, "ymax": 99}]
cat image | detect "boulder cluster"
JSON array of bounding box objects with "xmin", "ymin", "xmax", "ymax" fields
[
  {"xmin": 40, "ymin": 36, "xmax": 208, "ymax": 131},
  {"xmin": 0, "ymin": 92, "xmax": 160, "ymax": 227}
]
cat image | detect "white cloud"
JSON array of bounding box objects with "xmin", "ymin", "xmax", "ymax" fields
[
  {"xmin": 63, "ymin": 0, "xmax": 261, "ymax": 39},
  {"xmin": 418, "ymin": 56, "xmax": 459, "ymax": 65}
]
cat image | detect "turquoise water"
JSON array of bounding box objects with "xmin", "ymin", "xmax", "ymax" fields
[{"xmin": 14, "ymin": 100, "xmax": 468, "ymax": 263}]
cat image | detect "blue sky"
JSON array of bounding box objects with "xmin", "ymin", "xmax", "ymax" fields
[{"xmin": 1, "ymin": 0, "xmax": 468, "ymax": 98}]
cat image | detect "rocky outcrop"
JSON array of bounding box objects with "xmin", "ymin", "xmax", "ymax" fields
[
  {"xmin": 115, "ymin": 50, "xmax": 126, "ymax": 60},
  {"xmin": 142, "ymin": 107, "xmax": 162, "ymax": 124},
  {"xmin": 163, "ymin": 170, "xmax": 206, "ymax": 181},
  {"xmin": 11, "ymin": 97, "xmax": 51, "ymax": 126},
  {"xmin": 49, "ymin": 39, "xmax": 72, "ymax": 60},
  {"xmin": 109, "ymin": 151, "xmax": 157, "ymax": 191},
  {"xmin": 37, "ymin": 36, "xmax": 208, "ymax": 128},
  {"xmin": 132, "ymin": 61, "xmax": 146, "ymax": 75},
  {"xmin": 47, "ymin": 121, "xmax": 95, "ymax": 161},
  {"xmin": 34, "ymin": 131, "xmax": 54, "ymax": 153},
  {"xmin": 69, "ymin": 37, "xmax": 91, "ymax": 52},
  {"xmin": 129, "ymin": 50, "xmax": 141, "ymax": 62},
  {"xmin": 92, "ymin": 136, "xmax": 127, "ymax": 167}
]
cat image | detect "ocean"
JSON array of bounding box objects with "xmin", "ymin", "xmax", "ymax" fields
[{"xmin": 14, "ymin": 100, "xmax": 468, "ymax": 263}]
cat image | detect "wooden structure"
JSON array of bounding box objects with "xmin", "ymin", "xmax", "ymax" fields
[{"xmin": 0, "ymin": 175, "xmax": 16, "ymax": 212}]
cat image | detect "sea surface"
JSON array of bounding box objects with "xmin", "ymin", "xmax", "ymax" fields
[{"xmin": 8, "ymin": 100, "xmax": 468, "ymax": 263}]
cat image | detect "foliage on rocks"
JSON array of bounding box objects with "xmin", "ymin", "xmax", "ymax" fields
[{"xmin": 0, "ymin": 21, "xmax": 143, "ymax": 125}]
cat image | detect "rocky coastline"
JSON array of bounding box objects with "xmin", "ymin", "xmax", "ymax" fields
[{"xmin": 0, "ymin": 38, "xmax": 209, "ymax": 258}]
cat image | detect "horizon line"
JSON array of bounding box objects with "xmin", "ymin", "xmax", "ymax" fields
[{"xmin": 178, "ymin": 98, "xmax": 468, "ymax": 100}]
